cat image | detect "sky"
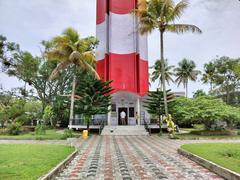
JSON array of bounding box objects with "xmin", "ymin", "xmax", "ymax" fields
[{"xmin": 0, "ymin": 0, "xmax": 240, "ymax": 97}]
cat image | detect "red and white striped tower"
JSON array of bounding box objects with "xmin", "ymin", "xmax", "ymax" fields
[{"xmin": 96, "ymin": 0, "xmax": 149, "ymax": 125}]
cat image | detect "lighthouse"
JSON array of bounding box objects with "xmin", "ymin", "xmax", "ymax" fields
[{"xmin": 96, "ymin": 0, "xmax": 150, "ymax": 126}]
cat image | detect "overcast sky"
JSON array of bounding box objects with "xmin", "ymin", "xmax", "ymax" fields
[{"xmin": 0, "ymin": 0, "xmax": 240, "ymax": 96}]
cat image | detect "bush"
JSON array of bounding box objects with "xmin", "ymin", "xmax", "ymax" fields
[
  {"xmin": 0, "ymin": 128, "xmax": 8, "ymax": 135},
  {"xmin": 169, "ymin": 96, "xmax": 240, "ymax": 129},
  {"xmin": 62, "ymin": 129, "xmax": 74, "ymax": 139},
  {"xmin": 35, "ymin": 124, "xmax": 46, "ymax": 135},
  {"xmin": 7, "ymin": 122, "xmax": 22, "ymax": 135}
]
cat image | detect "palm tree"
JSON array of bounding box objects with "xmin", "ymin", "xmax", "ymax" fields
[
  {"xmin": 134, "ymin": 0, "xmax": 202, "ymax": 115},
  {"xmin": 175, "ymin": 58, "xmax": 200, "ymax": 97},
  {"xmin": 151, "ymin": 59, "xmax": 174, "ymax": 89},
  {"xmin": 202, "ymin": 62, "xmax": 216, "ymax": 91},
  {"xmin": 45, "ymin": 27, "xmax": 99, "ymax": 126}
]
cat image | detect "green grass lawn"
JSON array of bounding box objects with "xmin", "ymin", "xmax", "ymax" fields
[
  {"xmin": 0, "ymin": 129, "xmax": 80, "ymax": 140},
  {"xmin": 176, "ymin": 133, "xmax": 240, "ymax": 139},
  {"xmin": 0, "ymin": 144, "xmax": 75, "ymax": 180},
  {"xmin": 181, "ymin": 143, "xmax": 240, "ymax": 173}
]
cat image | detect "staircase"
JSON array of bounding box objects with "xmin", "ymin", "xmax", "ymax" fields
[{"xmin": 101, "ymin": 125, "xmax": 149, "ymax": 136}]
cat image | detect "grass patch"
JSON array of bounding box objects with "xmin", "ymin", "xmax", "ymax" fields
[
  {"xmin": 0, "ymin": 129, "xmax": 80, "ymax": 140},
  {"xmin": 0, "ymin": 144, "xmax": 75, "ymax": 180},
  {"xmin": 181, "ymin": 143, "xmax": 240, "ymax": 173},
  {"xmin": 176, "ymin": 133, "xmax": 240, "ymax": 139}
]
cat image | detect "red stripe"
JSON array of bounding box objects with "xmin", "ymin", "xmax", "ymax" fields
[
  {"xmin": 96, "ymin": 0, "xmax": 107, "ymax": 24},
  {"xmin": 139, "ymin": 59, "xmax": 149, "ymax": 96},
  {"xmin": 109, "ymin": 53, "xmax": 137, "ymax": 93},
  {"xmin": 96, "ymin": 59, "xmax": 105, "ymax": 80},
  {"xmin": 109, "ymin": 0, "xmax": 136, "ymax": 14}
]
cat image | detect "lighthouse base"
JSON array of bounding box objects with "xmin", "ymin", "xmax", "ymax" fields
[{"xmin": 107, "ymin": 91, "xmax": 150, "ymax": 126}]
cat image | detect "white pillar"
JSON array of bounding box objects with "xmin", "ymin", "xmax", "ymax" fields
[
  {"xmin": 107, "ymin": 105, "xmax": 111, "ymax": 126},
  {"xmin": 137, "ymin": 98, "xmax": 141, "ymax": 126}
]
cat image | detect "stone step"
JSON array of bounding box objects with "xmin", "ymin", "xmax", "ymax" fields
[{"xmin": 101, "ymin": 125, "xmax": 149, "ymax": 136}]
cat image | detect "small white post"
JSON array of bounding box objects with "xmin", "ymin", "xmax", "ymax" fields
[{"xmin": 107, "ymin": 105, "xmax": 111, "ymax": 126}]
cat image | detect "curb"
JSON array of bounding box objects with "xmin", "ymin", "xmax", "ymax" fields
[
  {"xmin": 178, "ymin": 148, "xmax": 240, "ymax": 180},
  {"xmin": 38, "ymin": 149, "xmax": 78, "ymax": 180}
]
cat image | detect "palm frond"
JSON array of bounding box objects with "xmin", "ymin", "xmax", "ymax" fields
[
  {"xmin": 168, "ymin": 0, "xmax": 188, "ymax": 21},
  {"xmin": 166, "ymin": 24, "xmax": 202, "ymax": 34},
  {"xmin": 62, "ymin": 27, "xmax": 80, "ymax": 43},
  {"xmin": 49, "ymin": 61, "xmax": 72, "ymax": 80}
]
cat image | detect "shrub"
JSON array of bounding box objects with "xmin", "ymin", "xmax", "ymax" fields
[
  {"xmin": 0, "ymin": 128, "xmax": 8, "ymax": 135},
  {"xmin": 62, "ymin": 129, "xmax": 74, "ymax": 139},
  {"xmin": 169, "ymin": 96, "xmax": 240, "ymax": 129},
  {"xmin": 35, "ymin": 124, "xmax": 46, "ymax": 135},
  {"xmin": 7, "ymin": 122, "xmax": 22, "ymax": 135}
]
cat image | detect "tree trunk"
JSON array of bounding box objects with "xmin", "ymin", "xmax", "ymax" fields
[
  {"xmin": 158, "ymin": 114, "xmax": 162, "ymax": 135},
  {"xmin": 69, "ymin": 75, "xmax": 76, "ymax": 126},
  {"xmin": 160, "ymin": 30, "xmax": 168, "ymax": 116}
]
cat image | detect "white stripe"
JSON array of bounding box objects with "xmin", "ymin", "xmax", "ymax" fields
[
  {"xmin": 96, "ymin": 15, "xmax": 108, "ymax": 60},
  {"xmin": 138, "ymin": 33, "xmax": 148, "ymax": 61},
  {"xmin": 109, "ymin": 12, "xmax": 137, "ymax": 54}
]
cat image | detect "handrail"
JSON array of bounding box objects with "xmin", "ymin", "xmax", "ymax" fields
[
  {"xmin": 143, "ymin": 118, "xmax": 151, "ymax": 135},
  {"xmin": 99, "ymin": 119, "xmax": 105, "ymax": 135}
]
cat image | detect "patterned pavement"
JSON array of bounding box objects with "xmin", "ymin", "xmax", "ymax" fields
[{"xmin": 54, "ymin": 135, "xmax": 239, "ymax": 180}]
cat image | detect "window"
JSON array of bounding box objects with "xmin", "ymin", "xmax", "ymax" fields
[
  {"xmin": 111, "ymin": 104, "xmax": 116, "ymax": 112},
  {"xmin": 129, "ymin": 107, "xmax": 134, "ymax": 117}
]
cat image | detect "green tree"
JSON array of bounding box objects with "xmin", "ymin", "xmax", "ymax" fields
[
  {"xmin": 45, "ymin": 27, "xmax": 99, "ymax": 125},
  {"xmin": 43, "ymin": 105, "xmax": 54, "ymax": 126},
  {"xmin": 0, "ymin": 36, "xmax": 39, "ymax": 98},
  {"xmin": 151, "ymin": 59, "xmax": 174, "ymax": 88},
  {"xmin": 75, "ymin": 74, "xmax": 113, "ymax": 131},
  {"xmin": 193, "ymin": 89, "xmax": 207, "ymax": 98},
  {"xmin": 175, "ymin": 58, "xmax": 200, "ymax": 97},
  {"xmin": 202, "ymin": 62, "xmax": 216, "ymax": 92},
  {"xmin": 169, "ymin": 96, "xmax": 240, "ymax": 129},
  {"xmin": 212, "ymin": 57, "xmax": 240, "ymax": 104},
  {"xmin": 134, "ymin": 0, "xmax": 202, "ymax": 115},
  {"xmin": 144, "ymin": 89, "xmax": 174, "ymax": 134}
]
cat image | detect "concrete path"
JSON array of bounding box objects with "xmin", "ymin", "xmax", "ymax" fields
[{"xmin": 54, "ymin": 135, "xmax": 240, "ymax": 180}]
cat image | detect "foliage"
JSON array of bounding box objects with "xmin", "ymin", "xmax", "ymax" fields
[
  {"xmin": 43, "ymin": 105, "xmax": 54, "ymax": 126},
  {"xmin": 0, "ymin": 144, "xmax": 74, "ymax": 180},
  {"xmin": 169, "ymin": 96, "xmax": 240, "ymax": 129},
  {"xmin": 62, "ymin": 128, "xmax": 74, "ymax": 139},
  {"xmin": 151, "ymin": 59, "xmax": 174, "ymax": 87},
  {"xmin": 35, "ymin": 124, "xmax": 46, "ymax": 135},
  {"xmin": 75, "ymin": 74, "xmax": 113, "ymax": 130},
  {"xmin": 202, "ymin": 56, "xmax": 240, "ymax": 104},
  {"xmin": 45, "ymin": 27, "xmax": 99, "ymax": 80},
  {"xmin": 144, "ymin": 89, "xmax": 174, "ymax": 134},
  {"xmin": 7, "ymin": 122, "xmax": 22, "ymax": 135},
  {"xmin": 193, "ymin": 89, "xmax": 207, "ymax": 98},
  {"xmin": 133, "ymin": 0, "xmax": 202, "ymax": 115},
  {"xmin": 175, "ymin": 58, "xmax": 201, "ymax": 97},
  {"xmin": 201, "ymin": 62, "xmax": 216, "ymax": 91},
  {"xmin": 182, "ymin": 143, "xmax": 240, "ymax": 173}
]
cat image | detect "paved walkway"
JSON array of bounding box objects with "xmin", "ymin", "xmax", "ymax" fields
[{"xmin": 54, "ymin": 135, "xmax": 240, "ymax": 180}]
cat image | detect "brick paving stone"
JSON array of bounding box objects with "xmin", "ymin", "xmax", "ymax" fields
[{"xmin": 53, "ymin": 135, "xmax": 240, "ymax": 180}]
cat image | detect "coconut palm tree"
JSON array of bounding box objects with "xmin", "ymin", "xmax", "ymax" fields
[
  {"xmin": 45, "ymin": 27, "xmax": 99, "ymax": 125},
  {"xmin": 175, "ymin": 58, "xmax": 200, "ymax": 97},
  {"xmin": 151, "ymin": 59, "xmax": 174, "ymax": 89},
  {"xmin": 133, "ymin": 0, "xmax": 202, "ymax": 115},
  {"xmin": 201, "ymin": 62, "xmax": 216, "ymax": 91}
]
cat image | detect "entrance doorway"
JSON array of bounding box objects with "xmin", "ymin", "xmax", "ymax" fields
[{"xmin": 118, "ymin": 107, "xmax": 128, "ymax": 125}]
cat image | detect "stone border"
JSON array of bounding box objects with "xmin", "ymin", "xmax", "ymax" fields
[
  {"xmin": 178, "ymin": 148, "xmax": 240, "ymax": 180},
  {"xmin": 38, "ymin": 149, "xmax": 78, "ymax": 180}
]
